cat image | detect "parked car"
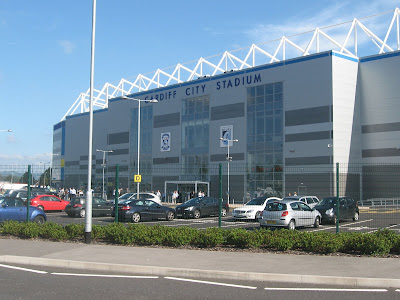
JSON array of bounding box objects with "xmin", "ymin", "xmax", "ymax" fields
[
  {"xmin": 0, "ymin": 197, "xmax": 46, "ymax": 223},
  {"xmin": 65, "ymin": 196, "xmax": 113, "ymax": 218},
  {"xmin": 314, "ymin": 196, "xmax": 359, "ymax": 224},
  {"xmin": 282, "ymin": 196, "xmax": 320, "ymax": 208},
  {"xmin": 29, "ymin": 195, "xmax": 70, "ymax": 211},
  {"xmin": 259, "ymin": 199, "xmax": 321, "ymax": 230},
  {"xmin": 127, "ymin": 192, "xmax": 161, "ymax": 204},
  {"xmin": 118, "ymin": 193, "xmax": 135, "ymax": 200},
  {"xmin": 112, "ymin": 199, "xmax": 175, "ymax": 223},
  {"xmin": 231, "ymin": 197, "xmax": 281, "ymax": 221},
  {"xmin": 175, "ymin": 197, "xmax": 229, "ymax": 219}
]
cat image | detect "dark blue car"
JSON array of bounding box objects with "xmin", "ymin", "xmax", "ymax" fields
[
  {"xmin": 0, "ymin": 197, "xmax": 47, "ymax": 223},
  {"xmin": 112, "ymin": 199, "xmax": 175, "ymax": 223}
]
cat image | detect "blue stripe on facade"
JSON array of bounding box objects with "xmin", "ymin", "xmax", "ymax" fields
[
  {"xmin": 61, "ymin": 124, "xmax": 66, "ymax": 156},
  {"xmin": 360, "ymin": 50, "xmax": 400, "ymax": 63},
  {"xmin": 332, "ymin": 52, "xmax": 358, "ymax": 62},
  {"xmin": 285, "ymin": 52, "xmax": 330, "ymax": 65}
]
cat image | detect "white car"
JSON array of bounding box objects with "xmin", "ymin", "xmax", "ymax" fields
[
  {"xmin": 232, "ymin": 197, "xmax": 281, "ymax": 221},
  {"xmin": 127, "ymin": 192, "xmax": 161, "ymax": 204}
]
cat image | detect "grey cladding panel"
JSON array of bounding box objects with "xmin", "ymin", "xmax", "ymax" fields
[
  {"xmin": 211, "ymin": 103, "xmax": 244, "ymax": 121},
  {"xmin": 362, "ymin": 122, "xmax": 400, "ymax": 133},
  {"xmin": 285, "ymin": 131, "xmax": 331, "ymax": 142},
  {"xmin": 109, "ymin": 149, "xmax": 129, "ymax": 156},
  {"xmin": 285, "ymin": 106, "xmax": 330, "ymax": 126},
  {"xmin": 153, "ymin": 157, "xmax": 180, "ymax": 164},
  {"xmin": 362, "ymin": 148, "xmax": 400, "ymax": 158},
  {"xmin": 154, "ymin": 113, "xmax": 180, "ymax": 128},
  {"xmin": 285, "ymin": 156, "xmax": 331, "ymax": 165},
  {"xmin": 210, "ymin": 153, "xmax": 245, "ymax": 162},
  {"xmin": 108, "ymin": 132, "xmax": 129, "ymax": 145}
]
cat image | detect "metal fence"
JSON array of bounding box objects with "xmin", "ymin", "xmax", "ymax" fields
[{"xmin": 0, "ymin": 162, "xmax": 399, "ymax": 233}]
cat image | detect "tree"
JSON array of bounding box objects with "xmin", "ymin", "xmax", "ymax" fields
[{"xmin": 19, "ymin": 172, "xmax": 36, "ymax": 184}]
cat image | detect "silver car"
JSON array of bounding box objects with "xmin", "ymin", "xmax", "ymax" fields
[{"xmin": 259, "ymin": 199, "xmax": 321, "ymax": 230}]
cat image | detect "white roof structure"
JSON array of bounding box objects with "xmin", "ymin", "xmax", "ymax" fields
[{"xmin": 62, "ymin": 8, "xmax": 400, "ymax": 121}]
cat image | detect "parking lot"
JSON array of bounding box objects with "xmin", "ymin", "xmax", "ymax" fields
[{"xmin": 45, "ymin": 207, "xmax": 400, "ymax": 234}]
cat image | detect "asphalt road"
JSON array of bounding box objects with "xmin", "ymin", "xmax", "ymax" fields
[
  {"xmin": 45, "ymin": 207, "xmax": 400, "ymax": 233},
  {"xmin": 0, "ymin": 263, "xmax": 398, "ymax": 300}
]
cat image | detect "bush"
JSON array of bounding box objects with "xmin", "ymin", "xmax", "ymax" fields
[
  {"xmin": 104, "ymin": 223, "xmax": 129, "ymax": 244},
  {"xmin": 193, "ymin": 227, "xmax": 225, "ymax": 247},
  {"xmin": 39, "ymin": 222, "xmax": 68, "ymax": 241},
  {"xmin": 1, "ymin": 221, "xmax": 23, "ymax": 236},
  {"xmin": 264, "ymin": 229, "xmax": 301, "ymax": 251},
  {"xmin": 226, "ymin": 228, "xmax": 254, "ymax": 248},
  {"xmin": 65, "ymin": 223, "xmax": 85, "ymax": 239},
  {"xmin": 161, "ymin": 226, "xmax": 198, "ymax": 247},
  {"xmin": 300, "ymin": 232, "xmax": 343, "ymax": 253},
  {"xmin": 20, "ymin": 222, "xmax": 41, "ymax": 239},
  {"xmin": 1, "ymin": 220, "xmax": 399, "ymax": 256}
]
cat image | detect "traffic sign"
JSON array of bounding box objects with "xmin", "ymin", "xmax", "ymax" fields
[{"xmin": 134, "ymin": 175, "xmax": 141, "ymax": 182}]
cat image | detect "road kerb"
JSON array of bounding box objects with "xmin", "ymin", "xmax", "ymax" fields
[{"xmin": 0, "ymin": 255, "xmax": 399, "ymax": 288}]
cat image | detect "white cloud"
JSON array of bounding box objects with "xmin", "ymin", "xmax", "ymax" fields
[
  {"xmin": 58, "ymin": 40, "xmax": 76, "ymax": 55},
  {"xmin": 0, "ymin": 153, "xmax": 52, "ymax": 166},
  {"xmin": 245, "ymin": 0, "xmax": 398, "ymax": 44}
]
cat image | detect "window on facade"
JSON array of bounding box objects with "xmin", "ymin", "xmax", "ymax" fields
[
  {"xmin": 181, "ymin": 95, "xmax": 210, "ymax": 180},
  {"xmin": 247, "ymin": 82, "xmax": 283, "ymax": 198}
]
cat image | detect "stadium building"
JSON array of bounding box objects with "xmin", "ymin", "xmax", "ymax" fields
[{"xmin": 53, "ymin": 8, "xmax": 400, "ymax": 202}]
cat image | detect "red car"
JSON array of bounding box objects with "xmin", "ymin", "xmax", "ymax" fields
[{"xmin": 30, "ymin": 195, "xmax": 70, "ymax": 211}]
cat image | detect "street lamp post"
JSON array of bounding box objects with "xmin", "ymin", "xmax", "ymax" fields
[
  {"xmin": 96, "ymin": 149, "xmax": 113, "ymax": 200},
  {"xmin": 220, "ymin": 137, "xmax": 239, "ymax": 204},
  {"xmin": 121, "ymin": 96, "xmax": 158, "ymax": 198},
  {"xmin": 0, "ymin": 129, "xmax": 12, "ymax": 132}
]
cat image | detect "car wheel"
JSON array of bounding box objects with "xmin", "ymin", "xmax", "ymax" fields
[
  {"xmin": 166, "ymin": 211, "xmax": 174, "ymax": 221},
  {"xmin": 38, "ymin": 205, "xmax": 44, "ymax": 211},
  {"xmin": 221, "ymin": 208, "xmax": 227, "ymax": 217},
  {"xmin": 79, "ymin": 209, "xmax": 85, "ymax": 218},
  {"xmin": 314, "ymin": 216, "xmax": 320, "ymax": 228},
  {"xmin": 287, "ymin": 220, "xmax": 295, "ymax": 230},
  {"xmin": 132, "ymin": 212, "xmax": 141, "ymax": 223},
  {"xmin": 255, "ymin": 211, "xmax": 261, "ymax": 221},
  {"xmin": 33, "ymin": 215, "xmax": 45, "ymax": 224},
  {"xmin": 193, "ymin": 209, "xmax": 201, "ymax": 219},
  {"xmin": 353, "ymin": 211, "xmax": 359, "ymax": 221}
]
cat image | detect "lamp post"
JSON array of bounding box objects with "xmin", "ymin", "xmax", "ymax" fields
[
  {"xmin": 85, "ymin": 0, "xmax": 97, "ymax": 244},
  {"xmin": 121, "ymin": 96, "xmax": 158, "ymax": 198},
  {"xmin": 96, "ymin": 149, "xmax": 113, "ymax": 200},
  {"xmin": 220, "ymin": 137, "xmax": 238, "ymax": 204},
  {"xmin": 0, "ymin": 129, "xmax": 12, "ymax": 132}
]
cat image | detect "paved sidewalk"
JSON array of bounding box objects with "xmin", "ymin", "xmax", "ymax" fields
[{"xmin": 0, "ymin": 237, "xmax": 399, "ymax": 288}]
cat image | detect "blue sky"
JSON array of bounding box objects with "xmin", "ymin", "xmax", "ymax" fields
[{"xmin": 0, "ymin": 0, "xmax": 398, "ymax": 165}]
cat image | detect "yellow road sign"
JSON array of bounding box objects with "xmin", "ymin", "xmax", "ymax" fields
[{"xmin": 134, "ymin": 175, "xmax": 141, "ymax": 182}]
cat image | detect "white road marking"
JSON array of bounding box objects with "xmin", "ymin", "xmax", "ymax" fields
[
  {"xmin": 165, "ymin": 276, "xmax": 257, "ymax": 289},
  {"xmin": 0, "ymin": 264, "xmax": 47, "ymax": 274},
  {"xmin": 310, "ymin": 219, "xmax": 374, "ymax": 232},
  {"xmin": 51, "ymin": 272, "xmax": 158, "ymax": 279},
  {"xmin": 395, "ymin": 289, "xmax": 400, "ymax": 292},
  {"xmin": 367, "ymin": 223, "xmax": 399, "ymax": 234},
  {"xmin": 340, "ymin": 219, "xmax": 373, "ymax": 227},
  {"xmin": 264, "ymin": 287, "xmax": 387, "ymax": 292}
]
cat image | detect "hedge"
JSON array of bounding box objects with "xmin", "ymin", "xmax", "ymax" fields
[{"xmin": 0, "ymin": 221, "xmax": 399, "ymax": 256}]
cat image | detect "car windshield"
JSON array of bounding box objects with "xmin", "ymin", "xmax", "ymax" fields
[
  {"xmin": 246, "ymin": 198, "xmax": 266, "ymax": 205},
  {"xmin": 266, "ymin": 202, "xmax": 287, "ymax": 211},
  {"xmin": 184, "ymin": 197, "xmax": 201, "ymax": 205},
  {"xmin": 319, "ymin": 198, "xmax": 337, "ymax": 205}
]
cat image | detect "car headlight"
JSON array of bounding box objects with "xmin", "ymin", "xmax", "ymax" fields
[
  {"xmin": 325, "ymin": 208, "xmax": 333, "ymax": 215},
  {"xmin": 185, "ymin": 206, "xmax": 194, "ymax": 211},
  {"xmin": 246, "ymin": 210, "xmax": 254, "ymax": 214}
]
